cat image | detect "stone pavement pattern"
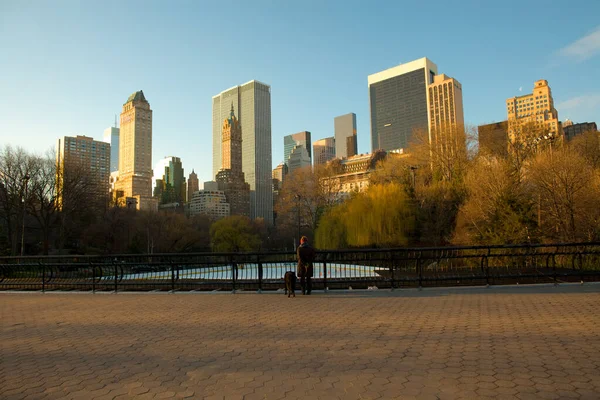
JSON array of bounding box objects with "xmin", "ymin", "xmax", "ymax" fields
[{"xmin": 1, "ymin": 285, "xmax": 600, "ymax": 400}]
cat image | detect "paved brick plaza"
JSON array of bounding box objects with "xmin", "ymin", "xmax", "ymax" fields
[{"xmin": 2, "ymin": 285, "xmax": 600, "ymax": 400}]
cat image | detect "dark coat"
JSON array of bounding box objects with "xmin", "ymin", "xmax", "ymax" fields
[{"xmin": 296, "ymin": 243, "xmax": 316, "ymax": 278}]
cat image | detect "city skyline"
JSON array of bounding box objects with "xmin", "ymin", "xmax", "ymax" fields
[{"xmin": 1, "ymin": 2, "xmax": 599, "ymax": 186}]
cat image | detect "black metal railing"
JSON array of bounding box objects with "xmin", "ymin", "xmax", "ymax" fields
[{"xmin": 1, "ymin": 242, "xmax": 599, "ymax": 292}]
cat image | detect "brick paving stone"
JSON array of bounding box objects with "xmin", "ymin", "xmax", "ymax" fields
[{"xmin": 2, "ymin": 284, "xmax": 600, "ymax": 399}]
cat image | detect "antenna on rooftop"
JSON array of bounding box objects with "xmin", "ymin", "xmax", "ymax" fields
[{"xmin": 114, "ymin": 114, "xmax": 118, "ymax": 128}]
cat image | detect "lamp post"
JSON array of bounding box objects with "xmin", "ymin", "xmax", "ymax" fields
[
  {"xmin": 410, "ymin": 166, "xmax": 418, "ymax": 189},
  {"xmin": 20, "ymin": 174, "xmax": 30, "ymax": 256},
  {"xmin": 294, "ymin": 194, "xmax": 301, "ymax": 249}
]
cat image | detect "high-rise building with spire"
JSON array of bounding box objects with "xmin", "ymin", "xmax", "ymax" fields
[
  {"xmin": 216, "ymin": 105, "xmax": 250, "ymax": 217},
  {"xmin": 114, "ymin": 90, "xmax": 156, "ymax": 210},
  {"xmin": 187, "ymin": 170, "xmax": 199, "ymax": 202},
  {"xmin": 103, "ymin": 119, "xmax": 120, "ymax": 173},
  {"xmin": 212, "ymin": 80, "xmax": 273, "ymax": 223}
]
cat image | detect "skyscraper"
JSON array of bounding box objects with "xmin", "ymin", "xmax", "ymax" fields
[
  {"xmin": 506, "ymin": 80, "xmax": 560, "ymax": 141},
  {"xmin": 103, "ymin": 126, "xmax": 119, "ymax": 173},
  {"xmin": 428, "ymin": 74, "xmax": 464, "ymax": 134},
  {"xmin": 284, "ymin": 131, "xmax": 312, "ymax": 175},
  {"xmin": 334, "ymin": 113, "xmax": 357, "ymax": 159},
  {"xmin": 368, "ymin": 58, "xmax": 438, "ymax": 152},
  {"xmin": 114, "ymin": 90, "xmax": 155, "ymax": 210},
  {"xmin": 187, "ymin": 170, "xmax": 199, "ymax": 202},
  {"xmin": 313, "ymin": 137, "xmax": 336, "ymax": 166},
  {"xmin": 428, "ymin": 74, "xmax": 465, "ymax": 157},
  {"xmin": 153, "ymin": 156, "xmax": 186, "ymax": 204},
  {"xmin": 215, "ymin": 105, "xmax": 250, "ymax": 217},
  {"xmin": 56, "ymin": 135, "xmax": 110, "ymax": 210},
  {"xmin": 212, "ymin": 81, "xmax": 272, "ymax": 223}
]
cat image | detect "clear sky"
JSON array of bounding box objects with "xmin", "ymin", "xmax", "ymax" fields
[{"xmin": 1, "ymin": 0, "xmax": 599, "ymax": 186}]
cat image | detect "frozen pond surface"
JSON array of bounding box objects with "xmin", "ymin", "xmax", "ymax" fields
[{"xmin": 107, "ymin": 263, "xmax": 382, "ymax": 281}]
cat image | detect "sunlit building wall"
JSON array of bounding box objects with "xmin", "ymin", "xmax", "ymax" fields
[{"xmin": 212, "ymin": 80, "xmax": 272, "ymax": 223}]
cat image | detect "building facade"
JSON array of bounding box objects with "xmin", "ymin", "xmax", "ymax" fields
[
  {"xmin": 284, "ymin": 131, "xmax": 312, "ymax": 170},
  {"xmin": 323, "ymin": 151, "xmax": 389, "ymax": 200},
  {"xmin": 187, "ymin": 170, "xmax": 199, "ymax": 203},
  {"xmin": 334, "ymin": 113, "xmax": 357, "ymax": 159},
  {"xmin": 313, "ymin": 137, "xmax": 336, "ymax": 166},
  {"xmin": 368, "ymin": 58, "xmax": 438, "ymax": 152},
  {"xmin": 428, "ymin": 74, "xmax": 464, "ymax": 135},
  {"xmin": 103, "ymin": 126, "xmax": 119, "ymax": 173},
  {"xmin": 114, "ymin": 90, "xmax": 155, "ymax": 210},
  {"xmin": 563, "ymin": 122, "xmax": 598, "ymax": 141},
  {"xmin": 215, "ymin": 106, "xmax": 250, "ymax": 217},
  {"xmin": 56, "ymin": 135, "xmax": 110, "ymax": 210},
  {"xmin": 188, "ymin": 189, "xmax": 230, "ymax": 220},
  {"xmin": 478, "ymin": 121, "xmax": 509, "ymax": 157},
  {"xmin": 153, "ymin": 156, "xmax": 186, "ymax": 204},
  {"xmin": 212, "ymin": 80, "xmax": 273, "ymax": 223},
  {"xmin": 506, "ymin": 80, "xmax": 560, "ymax": 142}
]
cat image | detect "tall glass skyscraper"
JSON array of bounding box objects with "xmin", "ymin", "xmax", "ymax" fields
[
  {"xmin": 103, "ymin": 126, "xmax": 119, "ymax": 173},
  {"xmin": 212, "ymin": 81, "xmax": 273, "ymax": 224},
  {"xmin": 283, "ymin": 131, "xmax": 312, "ymax": 175},
  {"xmin": 334, "ymin": 113, "xmax": 357, "ymax": 159},
  {"xmin": 368, "ymin": 58, "xmax": 438, "ymax": 152}
]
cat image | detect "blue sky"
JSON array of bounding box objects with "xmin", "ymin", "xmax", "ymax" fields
[{"xmin": 1, "ymin": 0, "xmax": 599, "ymax": 185}]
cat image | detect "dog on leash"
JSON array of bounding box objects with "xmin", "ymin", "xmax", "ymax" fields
[{"xmin": 284, "ymin": 271, "xmax": 297, "ymax": 297}]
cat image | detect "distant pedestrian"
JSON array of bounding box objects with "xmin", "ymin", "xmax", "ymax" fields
[{"xmin": 297, "ymin": 236, "xmax": 316, "ymax": 295}]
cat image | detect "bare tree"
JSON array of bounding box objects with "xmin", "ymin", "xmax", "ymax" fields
[
  {"xmin": 275, "ymin": 163, "xmax": 341, "ymax": 239},
  {"xmin": 0, "ymin": 146, "xmax": 38, "ymax": 255},
  {"xmin": 454, "ymin": 155, "xmax": 536, "ymax": 245},
  {"xmin": 527, "ymin": 147, "xmax": 599, "ymax": 242}
]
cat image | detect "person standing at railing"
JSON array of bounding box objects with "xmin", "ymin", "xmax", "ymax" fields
[{"xmin": 297, "ymin": 236, "xmax": 316, "ymax": 295}]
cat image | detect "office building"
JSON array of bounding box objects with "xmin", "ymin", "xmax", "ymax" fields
[
  {"xmin": 114, "ymin": 90, "xmax": 156, "ymax": 210},
  {"xmin": 284, "ymin": 131, "xmax": 312, "ymax": 174},
  {"xmin": 153, "ymin": 156, "xmax": 186, "ymax": 204},
  {"xmin": 334, "ymin": 113, "xmax": 357, "ymax": 158},
  {"xmin": 212, "ymin": 80, "xmax": 273, "ymax": 223},
  {"xmin": 189, "ymin": 189, "xmax": 230, "ymax": 220},
  {"xmin": 427, "ymin": 74, "xmax": 465, "ymax": 162},
  {"xmin": 187, "ymin": 170, "xmax": 199, "ymax": 202},
  {"xmin": 272, "ymin": 162, "xmax": 288, "ymax": 191},
  {"xmin": 368, "ymin": 58, "xmax": 438, "ymax": 152},
  {"xmin": 56, "ymin": 135, "xmax": 110, "ymax": 210},
  {"xmin": 215, "ymin": 105, "xmax": 250, "ymax": 217},
  {"xmin": 506, "ymin": 80, "xmax": 560, "ymax": 141},
  {"xmin": 563, "ymin": 122, "xmax": 598, "ymax": 141},
  {"xmin": 103, "ymin": 126, "xmax": 119, "ymax": 173},
  {"xmin": 478, "ymin": 121, "xmax": 509, "ymax": 157},
  {"xmin": 322, "ymin": 151, "xmax": 389, "ymax": 200},
  {"xmin": 428, "ymin": 74, "xmax": 464, "ymax": 134},
  {"xmin": 313, "ymin": 137, "xmax": 336, "ymax": 166}
]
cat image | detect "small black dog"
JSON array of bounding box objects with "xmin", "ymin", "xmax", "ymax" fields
[{"xmin": 284, "ymin": 271, "xmax": 296, "ymax": 298}]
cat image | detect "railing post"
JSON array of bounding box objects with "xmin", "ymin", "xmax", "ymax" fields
[
  {"xmin": 91, "ymin": 260, "xmax": 95, "ymax": 294},
  {"xmin": 553, "ymin": 253, "xmax": 557, "ymax": 286},
  {"xmin": 257, "ymin": 255, "xmax": 263, "ymax": 293},
  {"xmin": 231, "ymin": 256, "xmax": 236, "ymax": 293},
  {"xmin": 417, "ymin": 252, "xmax": 423, "ymax": 290},
  {"xmin": 114, "ymin": 259, "xmax": 118, "ymax": 294},
  {"xmin": 579, "ymin": 253, "xmax": 584, "ymax": 285},
  {"xmin": 41, "ymin": 262, "xmax": 45, "ymax": 293},
  {"xmin": 481, "ymin": 256, "xmax": 489, "ymax": 287},
  {"xmin": 171, "ymin": 261, "xmax": 175, "ymax": 293},
  {"xmin": 323, "ymin": 260, "xmax": 328, "ymax": 292},
  {"xmin": 390, "ymin": 253, "xmax": 395, "ymax": 291}
]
